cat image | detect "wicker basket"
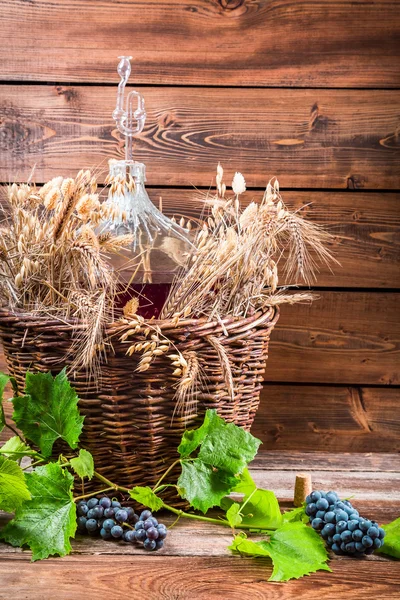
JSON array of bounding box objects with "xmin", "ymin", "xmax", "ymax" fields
[{"xmin": 0, "ymin": 306, "xmax": 279, "ymax": 490}]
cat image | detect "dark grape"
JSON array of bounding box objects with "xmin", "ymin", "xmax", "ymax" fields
[
  {"xmin": 345, "ymin": 542, "xmax": 356, "ymax": 554},
  {"xmin": 85, "ymin": 518, "xmax": 98, "ymax": 532},
  {"xmin": 310, "ymin": 491, "xmax": 322, "ymax": 503},
  {"xmin": 362, "ymin": 535, "xmax": 373, "ymax": 548},
  {"xmin": 367, "ymin": 526, "xmax": 379, "ymax": 539},
  {"xmin": 341, "ymin": 530, "xmax": 353, "ymax": 544},
  {"xmin": 99, "ymin": 497, "xmax": 112, "ymax": 509},
  {"xmin": 124, "ymin": 530, "xmax": 136, "ymax": 543},
  {"xmin": 347, "ymin": 519, "xmax": 359, "ymax": 532},
  {"xmin": 146, "ymin": 526, "xmax": 159, "ymax": 541},
  {"xmin": 316, "ymin": 510, "xmax": 327, "ymax": 520},
  {"xmin": 77, "ymin": 516, "xmax": 87, "ymax": 531},
  {"xmin": 311, "ymin": 518, "xmax": 324, "ymax": 531},
  {"xmin": 336, "ymin": 521, "xmax": 348, "ymax": 534},
  {"xmin": 143, "ymin": 538, "xmax": 157, "ymax": 551},
  {"xmin": 100, "ymin": 528, "xmax": 111, "ymax": 540},
  {"xmin": 335, "ymin": 510, "xmax": 349, "ymax": 523},
  {"xmin": 143, "ymin": 518, "xmax": 155, "ymax": 530},
  {"xmin": 102, "ymin": 518, "xmax": 116, "ymax": 531},
  {"xmin": 316, "ymin": 498, "xmax": 329, "ymax": 511},
  {"xmin": 110, "ymin": 525, "xmax": 124, "ymax": 539},
  {"xmin": 75, "ymin": 499, "xmax": 167, "ymax": 552},
  {"xmin": 355, "ymin": 542, "xmax": 365, "ymax": 552},
  {"xmin": 77, "ymin": 504, "xmax": 89, "ymax": 517},
  {"xmin": 359, "ymin": 519, "xmax": 372, "ymax": 532},
  {"xmin": 115, "ymin": 509, "xmax": 128, "ymax": 523},
  {"xmin": 87, "ymin": 498, "xmax": 99, "ymax": 509},
  {"xmin": 305, "ymin": 489, "xmax": 384, "ymax": 558},
  {"xmin": 326, "ymin": 492, "xmax": 338, "ymax": 504},
  {"xmin": 87, "ymin": 508, "xmax": 97, "ymax": 520},
  {"xmin": 157, "ymin": 524, "xmax": 168, "ymax": 540},
  {"xmin": 91, "ymin": 506, "xmax": 104, "ymax": 519},
  {"xmin": 324, "ymin": 511, "xmax": 335, "ymax": 523},
  {"xmin": 140, "ymin": 510, "xmax": 152, "ymax": 521},
  {"xmin": 135, "ymin": 528, "xmax": 147, "ymax": 542},
  {"xmin": 352, "ymin": 529, "xmax": 363, "ymax": 542}
]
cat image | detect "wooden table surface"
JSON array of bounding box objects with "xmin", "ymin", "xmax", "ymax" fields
[{"xmin": 0, "ymin": 452, "xmax": 399, "ymax": 600}]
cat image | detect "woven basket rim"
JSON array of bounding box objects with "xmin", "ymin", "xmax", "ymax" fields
[{"xmin": 0, "ymin": 304, "xmax": 279, "ymax": 336}]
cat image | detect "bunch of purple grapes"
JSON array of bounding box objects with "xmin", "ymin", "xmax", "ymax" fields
[
  {"xmin": 76, "ymin": 497, "xmax": 167, "ymax": 551},
  {"xmin": 306, "ymin": 490, "xmax": 385, "ymax": 557}
]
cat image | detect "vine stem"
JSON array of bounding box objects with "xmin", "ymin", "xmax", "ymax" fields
[
  {"xmin": 160, "ymin": 501, "xmax": 277, "ymax": 532},
  {"xmin": 73, "ymin": 487, "xmax": 115, "ymax": 503},
  {"xmin": 5, "ymin": 422, "xmax": 22, "ymax": 439},
  {"xmin": 93, "ymin": 471, "xmax": 130, "ymax": 494},
  {"xmin": 152, "ymin": 459, "xmax": 181, "ymax": 492}
]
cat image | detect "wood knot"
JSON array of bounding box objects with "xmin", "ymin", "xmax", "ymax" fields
[{"xmin": 219, "ymin": 0, "xmax": 245, "ymax": 10}]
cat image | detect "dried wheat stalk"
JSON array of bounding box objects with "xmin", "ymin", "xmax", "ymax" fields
[{"xmin": 0, "ymin": 170, "xmax": 132, "ymax": 374}]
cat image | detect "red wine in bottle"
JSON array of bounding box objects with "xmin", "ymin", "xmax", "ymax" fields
[{"xmin": 115, "ymin": 282, "xmax": 171, "ymax": 319}]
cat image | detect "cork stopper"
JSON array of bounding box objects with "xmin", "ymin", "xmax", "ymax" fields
[{"xmin": 294, "ymin": 472, "xmax": 312, "ymax": 507}]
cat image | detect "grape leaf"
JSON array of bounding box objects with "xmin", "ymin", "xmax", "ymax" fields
[
  {"xmin": 232, "ymin": 468, "xmax": 257, "ymax": 495},
  {"xmin": 229, "ymin": 532, "xmax": 271, "ymax": 557},
  {"xmin": 129, "ymin": 486, "xmax": 164, "ymax": 512},
  {"xmin": 229, "ymin": 522, "xmax": 331, "ymax": 582},
  {"xmin": 0, "ymin": 456, "xmax": 31, "ymax": 512},
  {"xmin": 226, "ymin": 502, "xmax": 243, "ymax": 528},
  {"xmin": 0, "ymin": 436, "xmax": 32, "ymax": 460},
  {"xmin": 178, "ymin": 459, "xmax": 239, "ymax": 513},
  {"xmin": 178, "ymin": 409, "xmax": 261, "ymax": 476},
  {"xmin": 240, "ymin": 489, "xmax": 283, "ymax": 529},
  {"xmin": 377, "ymin": 517, "xmax": 400, "ymax": 559},
  {"xmin": 11, "ymin": 369, "xmax": 84, "ymax": 457},
  {"xmin": 0, "ymin": 371, "xmax": 10, "ymax": 433},
  {"xmin": 0, "ymin": 462, "xmax": 76, "ymax": 560},
  {"xmin": 282, "ymin": 506, "xmax": 308, "ymax": 524},
  {"xmin": 178, "ymin": 409, "xmax": 219, "ymax": 457},
  {"xmin": 70, "ymin": 449, "xmax": 94, "ymax": 480}
]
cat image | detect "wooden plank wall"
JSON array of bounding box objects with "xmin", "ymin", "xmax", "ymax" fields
[{"xmin": 0, "ymin": 0, "xmax": 399, "ymax": 452}]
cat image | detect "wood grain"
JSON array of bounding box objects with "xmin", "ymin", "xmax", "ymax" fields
[
  {"xmin": 1, "ymin": 85, "xmax": 399, "ymax": 189},
  {"xmin": 253, "ymin": 385, "xmax": 400, "ymax": 452},
  {"xmin": 0, "ymin": 554, "xmax": 398, "ymax": 600},
  {"xmin": 0, "ymin": 1, "xmax": 399, "ymax": 88},
  {"xmin": 266, "ymin": 291, "xmax": 400, "ymax": 385}
]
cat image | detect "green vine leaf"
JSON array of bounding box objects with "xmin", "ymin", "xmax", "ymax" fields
[
  {"xmin": 226, "ymin": 502, "xmax": 243, "ymax": 528},
  {"xmin": 229, "ymin": 522, "xmax": 331, "ymax": 582},
  {"xmin": 178, "ymin": 460, "xmax": 239, "ymax": 513},
  {"xmin": 265, "ymin": 522, "xmax": 331, "ymax": 581},
  {"xmin": 70, "ymin": 449, "xmax": 94, "ymax": 480},
  {"xmin": 282, "ymin": 506, "xmax": 308, "ymax": 524},
  {"xmin": 0, "ymin": 436, "xmax": 32, "ymax": 460},
  {"xmin": 129, "ymin": 486, "xmax": 164, "ymax": 512},
  {"xmin": 0, "ymin": 371, "xmax": 10, "ymax": 433},
  {"xmin": 239, "ymin": 489, "xmax": 283, "ymax": 529},
  {"xmin": 0, "ymin": 462, "xmax": 76, "ymax": 561},
  {"xmin": 178, "ymin": 409, "xmax": 261, "ymax": 476},
  {"xmin": 178, "ymin": 409, "xmax": 219, "ymax": 458},
  {"xmin": 11, "ymin": 369, "xmax": 84, "ymax": 457},
  {"xmin": 0, "ymin": 456, "xmax": 31, "ymax": 512},
  {"xmin": 232, "ymin": 468, "xmax": 257, "ymax": 495},
  {"xmin": 377, "ymin": 517, "xmax": 400, "ymax": 559}
]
